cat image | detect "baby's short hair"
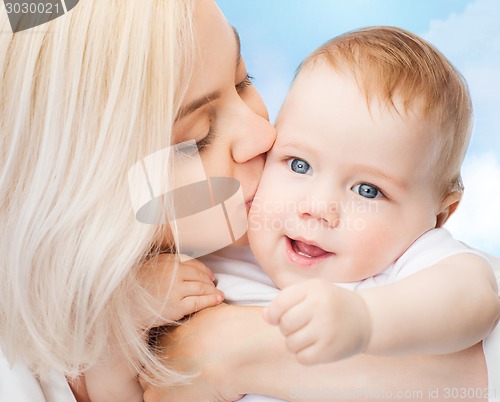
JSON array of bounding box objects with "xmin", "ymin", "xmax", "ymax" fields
[{"xmin": 299, "ymin": 26, "xmax": 472, "ymax": 196}]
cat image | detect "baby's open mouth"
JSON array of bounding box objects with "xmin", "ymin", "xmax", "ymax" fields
[
  {"xmin": 291, "ymin": 239, "xmax": 330, "ymax": 258},
  {"xmin": 286, "ymin": 237, "xmax": 334, "ymax": 267}
]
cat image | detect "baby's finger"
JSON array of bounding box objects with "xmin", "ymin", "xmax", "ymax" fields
[
  {"xmin": 264, "ymin": 285, "xmax": 306, "ymax": 325},
  {"xmin": 295, "ymin": 342, "xmax": 323, "ymax": 366},
  {"xmin": 277, "ymin": 303, "xmax": 311, "ymax": 336},
  {"xmin": 180, "ymin": 293, "xmax": 224, "ymax": 315},
  {"xmin": 285, "ymin": 327, "xmax": 315, "ymax": 356}
]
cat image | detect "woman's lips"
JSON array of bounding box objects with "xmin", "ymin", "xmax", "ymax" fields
[
  {"xmin": 245, "ymin": 189, "xmax": 257, "ymax": 212},
  {"xmin": 285, "ymin": 236, "xmax": 334, "ymax": 267}
]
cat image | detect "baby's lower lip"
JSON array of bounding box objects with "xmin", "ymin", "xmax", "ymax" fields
[{"xmin": 285, "ymin": 236, "xmax": 334, "ymax": 267}]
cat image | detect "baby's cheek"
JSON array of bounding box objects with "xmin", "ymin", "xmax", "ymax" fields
[
  {"xmin": 247, "ymin": 204, "xmax": 264, "ymax": 233},
  {"xmin": 360, "ymin": 230, "xmax": 403, "ymax": 276}
]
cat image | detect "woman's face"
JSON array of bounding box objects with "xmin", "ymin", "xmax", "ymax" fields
[{"xmin": 173, "ymin": 0, "xmax": 276, "ymax": 213}]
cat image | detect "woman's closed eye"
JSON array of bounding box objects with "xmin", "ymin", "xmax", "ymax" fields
[
  {"xmin": 195, "ymin": 73, "xmax": 253, "ymax": 153},
  {"xmin": 287, "ymin": 158, "xmax": 312, "ymax": 175},
  {"xmin": 196, "ymin": 126, "xmax": 215, "ymax": 153},
  {"xmin": 174, "ymin": 127, "xmax": 215, "ymax": 156},
  {"xmin": 236, "ymin": 73, "xmax": 253, "ymax": 93},
  {"xmin": 352, "ymin": 183, "xmax": 384, "ymax": 199},
  {"xmin": 186, "ymin": 73, "xmax": 253, "ymax": 155}
]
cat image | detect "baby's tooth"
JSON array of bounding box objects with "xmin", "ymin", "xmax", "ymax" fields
[{"xmin": 297, "ymin": 251, "xmax": 312, "ymax": 258}]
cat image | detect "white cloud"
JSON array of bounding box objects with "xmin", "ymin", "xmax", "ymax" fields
[
  {"xmin": 424, "ymin": 0, "xmax": 500, "ymax": 56},
  {"xmin": 423, "ymin": 0, "xmax": 500, "ymax": 153},
  {"xmin": 422, "ymin": 0, "xmax": 500, "ymax": 256},
  {"xmin": 445, "ymin": 153, "xmax": 500, "ymax": 256}
]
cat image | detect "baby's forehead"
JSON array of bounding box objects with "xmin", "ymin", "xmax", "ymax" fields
[
  {"xmin": 290, "ymin": 61, "xmax": 429, "ymax": 128},
  {"xmin": 278, "ymin": 61, "xmax": 444, "ymax": 170},
  {"xmin": 301, "ymin": 59, "xmax": 428, "ymax": 117}
]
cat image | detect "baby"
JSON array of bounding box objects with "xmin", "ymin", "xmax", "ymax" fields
[
  {"xmin": 143, "ymin": 26, "xmax": 500, "ymax": 402},
  {"xmin": 85, "ymin": 26, "xmax": 500, "ymax": 402},
  {"xmin": 207, "ymin": 26, "xmax": 500, "ymax": 365}
]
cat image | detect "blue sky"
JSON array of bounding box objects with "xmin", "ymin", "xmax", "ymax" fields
[{"xmin": 217, "ymin": 0, "xmax": 500, "ymax": 256}]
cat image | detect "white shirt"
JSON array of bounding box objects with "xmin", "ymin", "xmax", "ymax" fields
[{"xmin": 0, "ymin": 349, "xmax": 75, "ymax": 402}]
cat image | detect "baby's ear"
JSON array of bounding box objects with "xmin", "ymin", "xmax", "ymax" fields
[{"xmin": 436, "ymin": 192, "xmax": 462, "ymax": 228}]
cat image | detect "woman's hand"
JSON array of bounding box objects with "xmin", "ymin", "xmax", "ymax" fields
[
  {"xmin": 264, "ymin": 278, "xmax": 371, "ymax": 365},
  {"xmin": 137, "ymin": 254, "xmax": 225, "ymax": 327}
]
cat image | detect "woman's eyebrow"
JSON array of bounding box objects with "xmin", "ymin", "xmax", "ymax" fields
[
  {"xmin": 175, "ymin": 90, "xmax": 221, "ymax": 121},
  {"xmin": 175, "ymin": 27, "xmax": 241, "ymax": 122}
]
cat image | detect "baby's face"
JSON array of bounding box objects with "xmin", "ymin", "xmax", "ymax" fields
[{"xmin": 248, "ymin": 63, "xmax": 443, "ymax": 288}]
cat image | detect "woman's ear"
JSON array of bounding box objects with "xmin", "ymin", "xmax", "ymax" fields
[{"xmin": 436, "ymin": 192, "xmax": 462, "ymax": 228}]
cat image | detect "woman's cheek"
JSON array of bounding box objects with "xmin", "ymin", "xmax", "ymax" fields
[{"xmin": 199, "ymin": 148, "xmax": 227, "ymax": 180}]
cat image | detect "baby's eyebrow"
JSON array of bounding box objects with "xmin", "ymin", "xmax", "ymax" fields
[
  {"xmin": 353, "ymin": 164, "xmax": 406, "ymax": 188},
  {"xmin": 278, "ymin": 138, "xmax": 302, "ymax": 148},
  {"xmin": 279, "ymin": 140, "xmax": 316, "ymax": 155}
]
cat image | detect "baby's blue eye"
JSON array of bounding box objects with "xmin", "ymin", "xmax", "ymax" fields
[
  {"xmin": 352, "ymin": 183, "xmax": 383, "ymax": 199},
  {"xmin": 288, "ymin": 158, "xmax": 311, "ymax": 175}
]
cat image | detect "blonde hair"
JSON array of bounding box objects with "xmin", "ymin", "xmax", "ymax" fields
[
  {"xmin": 0, "ymin": 0, "xmax": 195, "ymax": 384},
  {"xmin": 300, "ymin": 26, "xmax": 473, "ymax": 196}
]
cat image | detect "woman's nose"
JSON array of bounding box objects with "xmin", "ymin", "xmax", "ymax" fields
[
  {"xmin": 298, "ymin": 198, "xmax": 340, "ymax": 228},
  {"xmin": 236, "ymin": 116, "xmax": 276, "ymax": 163},
  {"xmin": 230, "ymin": 93, "xmax": 276, "ymax": 163}
]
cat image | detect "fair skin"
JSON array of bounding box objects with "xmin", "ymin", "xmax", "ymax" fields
[
  {"xmin": 250, "ymin": 63, "xmax": 454, "ymax": 287},
  {"xmin": 140, "ymin": 53, "xmax": 498, "ymax": 402},
  {"xmin": 142, "ymin": 304, "xmax": 489, "ymax": 402},
  {"xmin": 76, "ymin": 254, "xmax": 225, "ymax": 402},
  {"xmin": 79, "ymin": 3, "xmax": 497, "ymax": 401},
  {"xmin": 76, "ymin": 0, "xmax": 275, "ymax": 401},
  {"xmin": 248, "ymin": 62, "xmax": 499, "ymax": 364}
]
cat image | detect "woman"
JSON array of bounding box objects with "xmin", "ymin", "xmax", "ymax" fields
[{"xmin": 0, "ymin": 0, "xmax": 274, "ymax": 400}]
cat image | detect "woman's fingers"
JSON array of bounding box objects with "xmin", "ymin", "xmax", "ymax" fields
[
  {"xmin": 179, "ymin": 281, "xmax": 224, "ymax": 299},
  {"xmin": 182, "ymin": 256, "xmax": 215, "ymax": 276},
  {"xmin": 137, "ymin": 254, "xmax": 224, "ymax": 325},
  {"xmin": 180, "ymin": 293, "xmax": 224, "ymax": 314},
  {"xmin": 179, "ymin": 263, "xmax": 216, "ymax": 285},
  {"xmin": 161, "ymin": 284, "xmax": 224, "ymax": 321}
]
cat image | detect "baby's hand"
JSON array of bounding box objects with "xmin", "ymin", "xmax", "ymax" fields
[
  {"xmin": 138, "ymin": 254, "xmax": 224, "ymax": 326},
  {"xmin": 263, "ymin": 278, "xmax": 371, "ymax": 365}
]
